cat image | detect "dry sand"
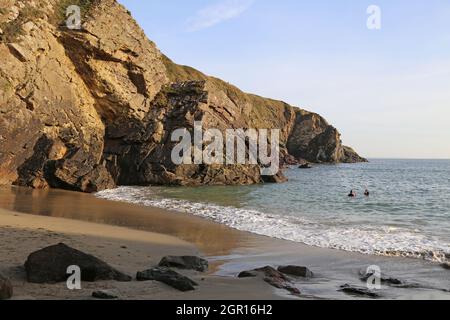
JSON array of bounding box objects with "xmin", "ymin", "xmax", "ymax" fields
[{"xmin": 0, "ymin": 208, "xmax": 283, "ymax": 300}]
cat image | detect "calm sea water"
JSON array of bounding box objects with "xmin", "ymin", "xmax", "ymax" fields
[{"xmin": 96, "ymin": 159, "xmax": 450, "ymax": 263}]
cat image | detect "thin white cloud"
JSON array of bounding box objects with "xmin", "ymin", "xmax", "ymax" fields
[{"xmin": 186, "ymin": 0, "xmax": 255, "ymax": 32}]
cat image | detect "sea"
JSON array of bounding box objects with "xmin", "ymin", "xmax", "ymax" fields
[{"xmin": 96, "ymin": 159, "xmax": 450, "ymax": 264}]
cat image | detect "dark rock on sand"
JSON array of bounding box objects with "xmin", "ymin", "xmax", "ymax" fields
[
  {"xmin": 360, "ymin": 270, "xmax": 403, "ymax": 286},
  {"xmin": 238, "ymin": 266, "xmax": 300, "ymax": 295},
  {"xmin": 24, "ymin": 243, "xmax": 132, "ymax": 283},
  {"xmin": 92, "ymin": 290, "xmax": 119, "ymax": 300},
  {"xmin": 136, "ymin": 267, "xmax": 198, "ymax": 292},
  {"xmin": 339, "ymin": 284, "xmax": 380, "ymax": 298},
  {"xmin": 278, "ymin": 266, "xmax": 314, "ymax": 278},
  {"xmin": 299, "ymin": 163, "xmax": 313, "ymax": 169},
  {"xmin": 0, "ymin": 272, "xmax": 13, "ymax": 300},
  {"xmin": 158, "ymin": 256, "xmax": 208, "ymax": 272}
]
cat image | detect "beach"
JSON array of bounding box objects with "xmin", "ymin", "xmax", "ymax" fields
[
  {"xmin": 0, "ymin": 205, "xmax": 284, "ymax": 300},
  {"xmin": 0, "ymin": 185, "xmax": 449, "ymax": 300}
]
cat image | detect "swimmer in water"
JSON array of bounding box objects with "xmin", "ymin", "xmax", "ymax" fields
[
  {"xmin": 348, "ymin": 190, "xmax": 356, "ymax": 197},
  {"xmin": 364, "ymin": 189, "xmax": 370, "ymax": 196}
]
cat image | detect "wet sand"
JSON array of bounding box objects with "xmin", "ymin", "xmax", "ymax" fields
[
  {"xmin": 0, "ymin": 186, "xmax": 261, "ymax": 257},
  {"xmin": 0, "ymin": 186, "xmax": 449, "ymax": 300}
]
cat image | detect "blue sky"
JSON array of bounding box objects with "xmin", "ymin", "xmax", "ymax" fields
[{"xmin": 118, "ymin": 0, "xmax": 450, "ymax": 159}]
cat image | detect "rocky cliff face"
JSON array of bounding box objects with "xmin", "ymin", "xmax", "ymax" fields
[{"xmin": 0, "ymin": 0, "xmax": 366, "ymax": 192}]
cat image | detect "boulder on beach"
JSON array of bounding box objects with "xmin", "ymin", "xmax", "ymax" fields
[
  {"xmin": 92, "ymin": 290, "xmax": 119, "ymax": 300},
  {"xmin": 441, "ymin": 263, "xmax": 450, "ymax": 270},
  {"xmin": 238, "ymin": 266, "xmax": 300, "ymax": 295},
  {"xmin": 24, "ymin": 243, "xmax": 132, "ymax": 283},
  {"xmin": 339, "ymin": 284, "xmax": 380, "ymax": 298},
  {"xmin": 277, "ymin": 265, "xmax": 314, "ymax": 278},
  {"xmin": 0, "ymin": 272, "xmax": 13, "ymax": 300},
  {"xmin": 158, "ymin": 256, "xmax": 209, "ymax": 272},
  {"xmin": 137, "ymin": 267, "xmax": 198, "ymax": 292}
]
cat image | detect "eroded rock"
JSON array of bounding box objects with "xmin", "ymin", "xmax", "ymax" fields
[
  {"xmin": 278, "ymin": 265, "xmax": 314, "ymax": 278},
  {"xmin": 238, "ymin": 266, "xmax": 300, "ymax": 295},
  {"xmin": 360, "ymin": 270, "xmax": 403, "ymax": 286},
  {"xmin": 136, "ymin": 267, "xmax": 198, "ymax": 292},
  {"xmin": 158, "ymin": 256, "xmax": 208, "ymax": 272},
  {"xmin": 92, "ymin": 290, "xmax": 119, "ymax": 300},
  {"xmin": 339, "ymin": 284, "xmax": 380, "ymax": 298}
]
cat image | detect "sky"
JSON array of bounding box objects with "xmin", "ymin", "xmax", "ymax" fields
[{"xmin": 118, "ymin": 0, "xmax": 450, "ymax": 159}]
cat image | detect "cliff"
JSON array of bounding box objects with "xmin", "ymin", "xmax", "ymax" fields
[{"xmin": 0, "ymin": 0, "xmax": 366, "ymax": 192}]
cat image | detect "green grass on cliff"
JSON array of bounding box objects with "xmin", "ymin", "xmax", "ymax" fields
[
  {"xmin": 0, "ymin": 0, "xmax": 97, "ymax": 42},
  {"xmin": 51, "ymin": 0, "xmax": 98, "ymax": 27},
  {"xmin": 162, "ymin": 54, "xmax": 207, "ymax": 83},
  {"xmin": 161, "ymin": 53, "xmax": 294, "ymax": 129},
  {"xmin": 0, "ymin": 78, "xmax": 13, "ymax": 94},
  {"xmin": 0, "ymin": 6, "xmax": 45, "ymax": 43}
]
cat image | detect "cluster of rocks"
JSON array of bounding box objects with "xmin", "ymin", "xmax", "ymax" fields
[
  {"xmin": 340, "ymin": 267, "xmax": 450, "ymax": 299},
  {"xmin": 235, "ymin": 264, "xmax": 449, "ymax": 299},
  {"xmin": 17, "ymin": 243, "xmax": 208, "ymax": 299},
  {"xmin": 136, "ymin": 255, "xmax": 209, "ymax": 292},
  {"xmin": 238, "ymin": 265, "xmax": 315, "ymax": 296},
  {"xmin": 2, "ymin": 242, "xmax": 317, "ymax": 299}
]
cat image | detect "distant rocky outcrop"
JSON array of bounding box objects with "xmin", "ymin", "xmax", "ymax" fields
[{"xmin": 0, "ymin": 0, "xmax": 366, "ymax": 193}]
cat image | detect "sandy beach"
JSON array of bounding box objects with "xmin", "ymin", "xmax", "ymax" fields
[
  {"xmin": 0, "ymin": 207, "xmax": 284, "ymax": 300},
  {"xmin": 0, "ymin": 186, "xmax": 449, "ymax": 300}
]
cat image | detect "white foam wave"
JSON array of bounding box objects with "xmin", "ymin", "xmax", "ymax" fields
[{"xmin": 96, "ymin": 187, "xmax": 450, "ymax": 263}]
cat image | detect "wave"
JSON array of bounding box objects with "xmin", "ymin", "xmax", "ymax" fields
[{"xmin": 96, "ymin": 186, "xmax": 450, "ymax": 264}]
